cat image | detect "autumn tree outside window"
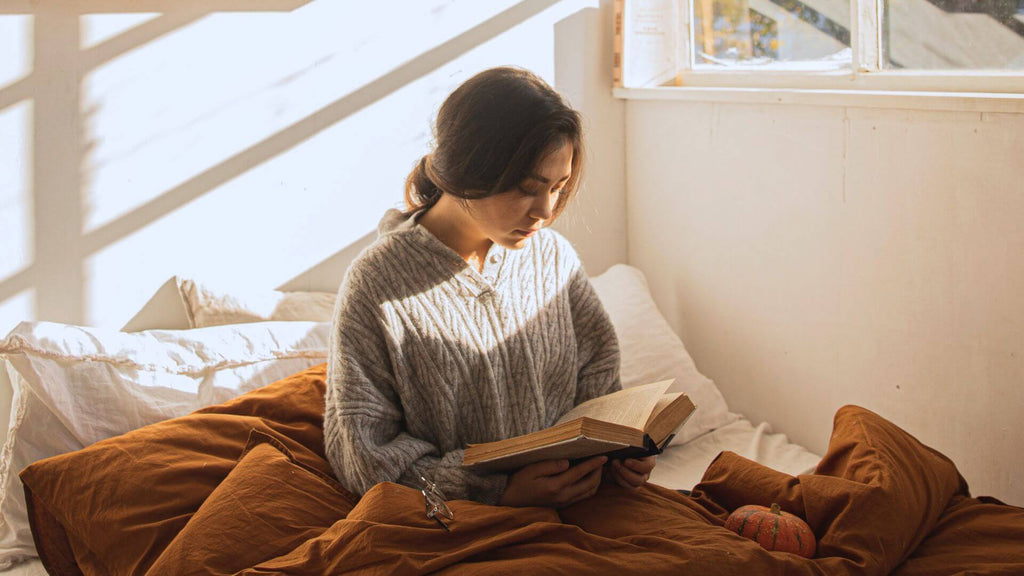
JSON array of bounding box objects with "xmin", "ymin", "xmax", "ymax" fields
[{"xmin": 614, "ymin": 0, "xmax": 1024, "ymax": 94}]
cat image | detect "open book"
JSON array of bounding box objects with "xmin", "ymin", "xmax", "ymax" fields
[{"xmin": 462, "ymin": 380, "xmax": 695, "ymax": 472}]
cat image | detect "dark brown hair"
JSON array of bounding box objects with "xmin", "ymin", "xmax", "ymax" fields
[{"xmin": 404, "ymin": 67, "xmax": 584, "ymax": 222}]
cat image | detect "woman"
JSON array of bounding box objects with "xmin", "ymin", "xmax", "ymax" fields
[{"xmin": 324, "ymin": 67, "xmax": 655, "ymax": 508}]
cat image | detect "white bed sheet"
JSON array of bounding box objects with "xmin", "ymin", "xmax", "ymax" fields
[
  {"xmin": 0, "ymin": 559, "xmax": 44, "ymax": 575},
  {"xmin": 650, "ymin": 417, "xmax": 822, "ymax": 491}
]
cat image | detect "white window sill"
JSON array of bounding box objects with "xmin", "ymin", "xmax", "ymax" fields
[{"xmin": 613, "ymin": 86, "xmax": 1024, "ymax": 114}]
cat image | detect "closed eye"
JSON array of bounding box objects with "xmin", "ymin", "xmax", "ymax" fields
[
  {"xmin": 519, "ymin": 173, "xmax": 569, "ymax": 195},
  {"xmin": 528, "ymin": 172, "xmax": 570, "ymax": 186},
  {"xmin": 517, "ymin": 185, "xmax": 565, "ymax": 197}
]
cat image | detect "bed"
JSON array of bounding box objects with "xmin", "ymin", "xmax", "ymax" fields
[
  {"xmin": 0, "ymin": 419, "xmax": 822, "ymax": 576},
  {"xmin": 0, "ymin": 265, "xmax": 1020, "ymax": 575}
]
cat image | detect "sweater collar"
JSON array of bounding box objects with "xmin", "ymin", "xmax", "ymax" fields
[{"xmin": 377, "ymin": 208, "xmax": 511, "ymax": 296}]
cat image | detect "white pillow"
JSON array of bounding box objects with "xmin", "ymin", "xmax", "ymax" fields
[
  {"xmin": 173, "ymin": 265, "xmax": 735, "ymax": 444},
  {"xmin": 590, "ymin": 264, "xmax": 738, "ymax": 445},
  {"xmin": 178, "ymin": 277, "xmax": 337, "ymax": 328},
  {"xmin": 0, "ymin": 265, "xmax": 728, "ymax": 566},
  {"xmin": 0, "ymin": 321, "xmax": 330, "ymax": 569}
]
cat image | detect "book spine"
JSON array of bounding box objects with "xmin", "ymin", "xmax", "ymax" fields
[
  {"xmin": 602, "ymin": 434, "xmax": 661, "ymax": 462},
  {"xmin": 613, "ymin": 0, "xmax": 624, "ymax": 88}
]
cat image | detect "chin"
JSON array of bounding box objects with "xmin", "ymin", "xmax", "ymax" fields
[
  {"xmin": 501, "ymin": 228, "xmax": 539, "ymax": 249},
  {"xmin": 502, "ymin": 238, "xmax": 530, "ymax": 250}
]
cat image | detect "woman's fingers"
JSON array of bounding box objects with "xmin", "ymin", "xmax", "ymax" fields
[
  {"xmin": 559, "ymin": 463, "xmax": 604, "ymax": 506},
  {"xmin": 611, "ymin": 458, "xmax": 650, "ymax": 488},
  {"xmin": 503, "ymin": 456, "xmax": 627, "ymax": 508},
  {"xmin": 613, "ymin": 468, "xmax": 633, "ymax": 489},
  {"xmin": 523, "ymin": 459, "xmax": 571, "ymax": 479},
  {"xmin": 522, "ymin": 455, "xmax": 653, "ymax": 506},
  {"xmin": 552, "ymin": 456, "xmax": 606, "ymax": 490},
  {"xmin": 623, "ymin": 456, "xmax": 656, "ymax": 474}
]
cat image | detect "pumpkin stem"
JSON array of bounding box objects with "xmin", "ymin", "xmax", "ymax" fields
[{"xmin": 770, "ymin": 503, "xmax": 781, "ymax": 515}]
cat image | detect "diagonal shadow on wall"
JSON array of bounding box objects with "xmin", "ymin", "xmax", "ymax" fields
[
  {"xmin": 80, "ymin": 0, "xmax": 566, "ymax": 257},
  {"xmin": 0, "ymin": 0, "xmax": 564, "ymax": 329},
  {"xmin": 0, "ymin": 0, "xmax": 316, "ymax": 327}
]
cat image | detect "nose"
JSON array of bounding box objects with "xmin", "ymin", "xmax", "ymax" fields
[{"xmin": 529, "ymin": 189, "xmax": 557, "ymax": 222}]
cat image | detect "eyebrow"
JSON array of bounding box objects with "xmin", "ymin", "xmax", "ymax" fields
[{"xmin": 527, "ymin": 172, "xmax": 571, "ymax": 185}]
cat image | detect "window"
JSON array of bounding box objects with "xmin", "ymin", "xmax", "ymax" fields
[{"xmin": 614, "ymin": 0, "xmax": 1024, "ymax": 93}]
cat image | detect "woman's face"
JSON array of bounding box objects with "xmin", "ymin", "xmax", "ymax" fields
[{"xmin": 463, "ymin": 140, "xmax": 573, "ymax": 250}]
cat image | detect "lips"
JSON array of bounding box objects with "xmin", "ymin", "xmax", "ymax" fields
[{"xmin": 516, "ymin": 228, "xmax": 540, "ymax": 237}]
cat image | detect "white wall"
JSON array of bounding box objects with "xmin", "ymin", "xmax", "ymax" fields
[
  {"xmin": 0, "ymin": 0, "xmax": 625, "ymax": 338},
  {"xmin": 626, "ymin": 98, "xmax": 1024, "ymax": 504}
]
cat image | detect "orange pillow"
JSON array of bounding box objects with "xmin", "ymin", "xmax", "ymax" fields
[
  {"xmin": 19, "ymin": 364, "xmax": 354, "ymax": 575},
  {"xmin": 147, "ymin": 430, "xmax": 354, "ymax": 574}
]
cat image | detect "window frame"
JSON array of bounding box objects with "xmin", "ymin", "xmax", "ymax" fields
[{"xmin": 614, "ymin": 0, "xmax": 1024, "ymax": 101}]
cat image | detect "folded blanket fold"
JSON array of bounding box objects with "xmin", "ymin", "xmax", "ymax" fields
[
  {"xmin": 234, "ymin": 405, "xmax": 1020, "ymax": 576},
  {"xmin": 19, "ymin": 364, "xmax": 1024, "ymax": 576}
]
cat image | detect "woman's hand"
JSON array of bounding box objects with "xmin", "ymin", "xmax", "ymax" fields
[
  {"xmin": 605, "ymin": 456, "xmax": 656, "ymax": 489},
  {"xmin": 499, "ymin": 456, "xmax": 607, "ymax": 508}
]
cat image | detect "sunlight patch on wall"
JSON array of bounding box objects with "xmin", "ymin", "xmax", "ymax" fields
[
  {"xmin": 80, "ymin": 13, "xmax": 162, "ymax": 50},
  {"xmin": 74, "ymin": 0, "xmax": 603, "ymax": 329},
  {"xmin": 78, "ymin": 0, "xmax": 570, "ymax": 236},
  {"xmin": 79, "ymin": 81, "xmax": 432, "ymax": 329},
  {"xmin": 0, "ymin": 289, "xmax": 34, "ymax": 339},
  {"xmin": 79, "ymin": 2, "xmax": 499, "ymax": 235},
  {"xmin": 0, "ymin": 15, "xmax": 31, "ymax": 90},
  {"xmin": 0, "ymin": 101, "xmax": 32, "ymax": 280}
]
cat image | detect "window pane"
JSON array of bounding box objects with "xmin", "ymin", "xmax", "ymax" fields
[
  {"xmin": 693, "ymin": 0, "xmax": 852, "ymax": 69},
  {"xmin": 883, "ymin": 0, "xmax": 1024, "ymax": 70}
]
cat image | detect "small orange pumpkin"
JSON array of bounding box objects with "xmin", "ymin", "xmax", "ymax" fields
[{"xmin": 725, "ymin": 503, "xmax": 816, "ymax": 558}]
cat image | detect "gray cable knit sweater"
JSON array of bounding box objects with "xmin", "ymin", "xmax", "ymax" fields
[{"xmin": 324, "ymin": 208, "xmax": 621, "ymax": 505}]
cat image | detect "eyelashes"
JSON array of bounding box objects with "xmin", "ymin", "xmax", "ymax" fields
[{"xmin": 517, "ymin": 185, "xmax": 565, "ymax": 197}]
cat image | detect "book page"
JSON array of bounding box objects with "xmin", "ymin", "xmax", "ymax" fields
[
  {"xmin": 555, "ymin": 380, "xmax": 673, "ymax": 429},
  {"xmin": 644, "ymin": 392, "xmax": 696, "ymax": 446},
  {"xmin": 646, "ymin": 393, "xmax": 680, "ymax": 427}
]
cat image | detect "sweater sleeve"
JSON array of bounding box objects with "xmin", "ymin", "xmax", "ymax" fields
[
  {"xmin": 396, "ymin": 450, "xmax": 507, "ymax": 505},
  {"xmin": 323, "ymin": 272, "xmax": 508, "ymax": 504},
  {"xmin": 567, "ymin": 265, "xmax": 622, "ymax": 406}
]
